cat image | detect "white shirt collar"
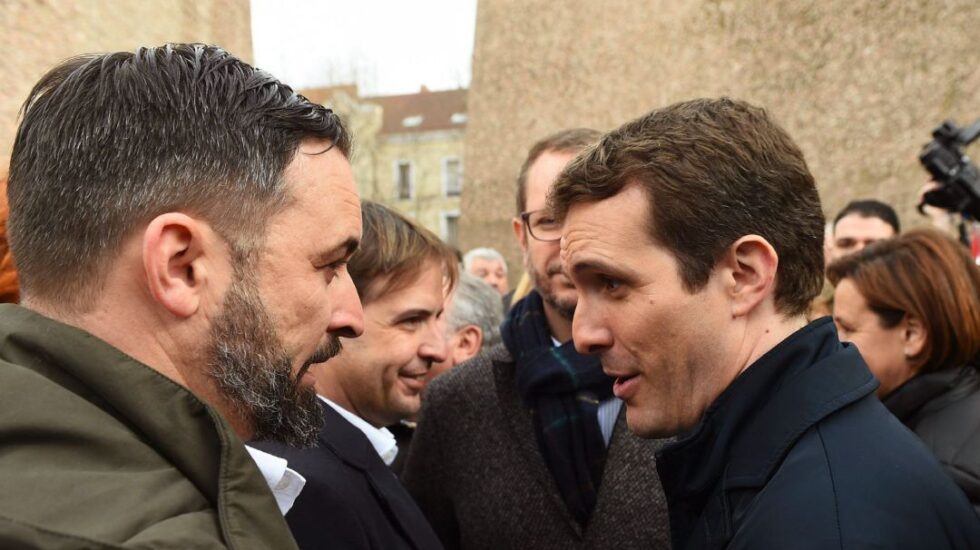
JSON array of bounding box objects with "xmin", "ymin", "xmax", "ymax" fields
[
  {"xmin": 244, "ymin": 444, "xmax": 306, "ymax": 515},
  {"xmin": 319, "ymin": 396, "xmax": 399, "ymax": 466}
]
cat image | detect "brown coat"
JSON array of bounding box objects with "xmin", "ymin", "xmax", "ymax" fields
[{"xmin": 402, "ymin": 342, "xmax": 671, "ymax": 549}]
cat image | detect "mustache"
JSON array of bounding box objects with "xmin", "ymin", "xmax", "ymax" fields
[{"xmin": 296, "ymin": 336, "xmax": 344, "ymax": 380}]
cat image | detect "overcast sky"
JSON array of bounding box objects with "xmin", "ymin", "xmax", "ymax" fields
[{"xmin": 251, "ymin": 0, "xmax": 477, "ymax": 96}]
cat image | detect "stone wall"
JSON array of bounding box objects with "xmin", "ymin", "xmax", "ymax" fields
[
  {"xmin": 460, "ymin": 0, "xmax": 980, "ymax": 279},
  {"xmin": 0, "ymin": 0, "xmax": 253, "ymax": 162}
]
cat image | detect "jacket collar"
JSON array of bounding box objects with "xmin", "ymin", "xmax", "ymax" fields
[
  {"xmin": 0, "ymin": 304, "xmax": 296, "ymax": 549},
  {"xmin": 884, "ymin": 365, "xmax": 980, "ymax": 423},
  {"xmin": 656, "ymin": 318, "xmax": 878, "ymax": 548}
]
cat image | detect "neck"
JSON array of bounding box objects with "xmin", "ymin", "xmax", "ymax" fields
[
  {"xmin": 27, "ymin": 294, "xmax": 256, "ymax": 441},
  {"xmin": 735, "ymin": 312, "xmax": 810, "ymax": 377},
  {"xmin": 543, "ymin": 301, "xmax": 573, "ymax": 343}
]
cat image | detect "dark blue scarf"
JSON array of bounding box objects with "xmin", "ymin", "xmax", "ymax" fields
[{"xmin": 502, "ymin": 290, "xmax": 614, "ymax": 526}]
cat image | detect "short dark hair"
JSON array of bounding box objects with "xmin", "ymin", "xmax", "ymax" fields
[
  {"xmin": 833, "ymin": 199, "xmax": 900, "ymax": 234},
  {"xmin": 827, "ymin": 229, "xmax": 980, "ymax": 372},
  {"xmin": 551, "ymin": 97, "xmax": 824, "ymax": 316},
  {"xmin": 349, "ymin": 202, "xmax": 459, "ymax": 304},
  {"xmin": 515, "ymin": 128, "xmax": 601, "ymax": 214},
  {"xmin": 8, "ymin": 44, "xmax": 350, "ymax": 312}
]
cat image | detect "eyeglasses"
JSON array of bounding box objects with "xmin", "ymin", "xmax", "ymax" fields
[{"xmin": 520, "ymin": 209, "xmax": 561, "ymax": 242}]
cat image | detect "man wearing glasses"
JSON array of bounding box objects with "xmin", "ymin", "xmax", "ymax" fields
[{"xmin": 402, "ymin": 130, "xmax": 670, "ymax": 549}]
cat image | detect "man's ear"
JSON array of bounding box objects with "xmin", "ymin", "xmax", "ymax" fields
[
  {"xmin": 722, "ymin": 235, "xmax": 779, "ymax": 318},
  {"xmin": 142, "ymin": 213, "xmax": 217, "ymax": 318},
  {"xmin": 903, "ymin": 314, "xmax": 927, "ymax": 363},
  {"xmin": 512, "ymin": 217, "xmax": 529, "ymax": 255},
  {"xmin": 453, "ymin": 325, "xmax": 484, "ymax": 364}
]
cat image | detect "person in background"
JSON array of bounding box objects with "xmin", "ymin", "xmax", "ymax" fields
[
  {"xmin": 389, "ymin": 272, "xmax": 504, "ymax": 475},
  {"xmin": 827, "ymin": 199, "xmax": 900, "ymax": 263},
  {"xmin": 403, "ymin": 128, "xmax": 671, "ymax": 549},
  {"xmin": 828, "ymin": 228, "xmax": 980, "ymax": 514},
  {"xmin": 0, "ymin": 176, "xmax": 19, "ymax": 303},
  {"xmin": 0, "ymin": 44, "xmax": 363, "ymax": 548},
  {"xmin": 425, "ymin": 272, "xmax": 503, "ymax": 384},
  {"xmin": 253, "ymin": 202, "xmax": 455, "ymax": 550},
  {"xmin": 810, "ymin": 198, "xmax": 902, "ymax": 318},
  {"xmin": 552, "ymin": 97, "xmax": 980, "ymax": 548},
  {"xmin": 463, "ymin": 247, "xmax": 509, "ymax": 296}
]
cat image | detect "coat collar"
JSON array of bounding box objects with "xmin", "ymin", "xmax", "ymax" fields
[
  {"xmin": 883, "ymin": 365, "xmax": 980, "ymax": 423},
  {"xmin": 316, "ymin": 397, "xmax": 440, "ymax": 550},
  {"xmin": 0, "ymin": 304, "xmax": 296, "ymax": 549},
  {"xmin": 656, "ymin": 318, "xmax": 879, "ymax": 548}
]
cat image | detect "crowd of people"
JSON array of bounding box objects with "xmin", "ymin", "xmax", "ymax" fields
[{"xmin": 0, "ymin": 43, "xmax": 979, "ymax": 550}]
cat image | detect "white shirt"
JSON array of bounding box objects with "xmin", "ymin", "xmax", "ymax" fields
[
  {"xmin": 320, "ymin": 396, "xmax": 400, "ymax": 466},
  {"xmin": 551, "ymin": 336, "xmax": 622, "ymax": 446},
  {"xmin": 244, "ymin": 444, "xmax": 306, "ymax": 515}
]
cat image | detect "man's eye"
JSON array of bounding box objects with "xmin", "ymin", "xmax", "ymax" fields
[
  {"xmin": 601, "ymin": 276, "xmax": 622, "ymax": 292},
  {"xmin": 535, "ymin": 217, "xmax": 557, "ymax": 228}
]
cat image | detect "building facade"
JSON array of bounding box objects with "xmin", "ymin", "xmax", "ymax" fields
[
  {"xmin": 0, "ymin": 0, "xmax": 253, "ymax": 165},
  {"xmin": 459, "ymin": 0, "xmax": 980, "ymax": 283},
  {"xmin": 304, "ymin": 86, "xmax": 467, "ymax": 249}
]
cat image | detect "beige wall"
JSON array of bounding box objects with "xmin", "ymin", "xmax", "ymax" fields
[
  {"xmin": 460, "ymin": 0, "xmax": 980, "ymax": 280},
  {"xmin": 374, "ymin": 132, "xmax": 465, "ymax": 247},
  {"xmin": 0, "ymin": 0, "xmax": 253, "ymax": 163}
]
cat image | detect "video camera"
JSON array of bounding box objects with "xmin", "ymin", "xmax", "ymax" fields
[{"xmin": 918, "ymin": 119, "xmax": 980, "ymax": 220}]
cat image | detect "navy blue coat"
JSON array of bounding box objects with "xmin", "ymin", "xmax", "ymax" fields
[
  {"xmin": 252, "ymin": 403, "xmax": 442, "ymax": 550},
  {"xmin": 657, "ymin": 318, "xmax": 980, "ymax": 549}
]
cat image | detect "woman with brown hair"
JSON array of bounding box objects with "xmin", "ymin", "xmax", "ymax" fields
[{"xmin": 828, "ymin": 228, "xmax": 980, "ymax": 513}]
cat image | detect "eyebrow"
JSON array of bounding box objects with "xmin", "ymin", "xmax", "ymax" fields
[
  {"xmin": 568, "ymin": 258, "xmax": 610, "ymax": 277},
  {"xmin": 394, "ymin": 307, "xmax": 440, "ymax": 321},
  {"xmin": 313, "ymin": 237, "xmax": 360, "ymax": 266}
]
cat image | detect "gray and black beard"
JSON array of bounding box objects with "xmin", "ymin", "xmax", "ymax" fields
[{"xmin": 207, "ymin": 273, "xmax": 342, "ymax": 448}]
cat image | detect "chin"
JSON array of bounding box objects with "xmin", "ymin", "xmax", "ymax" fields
[{"xmin": 626, "ymin": 408, "xmax": 684, "ymax": 439}]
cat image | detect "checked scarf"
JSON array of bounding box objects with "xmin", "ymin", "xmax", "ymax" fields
[{"xmin": 502, "ymin": 290, "xmax": 614, "ymax": 527}]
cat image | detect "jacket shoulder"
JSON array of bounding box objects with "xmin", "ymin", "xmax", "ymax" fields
[{"xmin": 735, "ymin": 396, "xmax": 980, "ymax": 548}]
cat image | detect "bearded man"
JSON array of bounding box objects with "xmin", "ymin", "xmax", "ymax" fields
[{"xmin": 0, "ymin": 44, "xmax": 364, "ymax": 548}]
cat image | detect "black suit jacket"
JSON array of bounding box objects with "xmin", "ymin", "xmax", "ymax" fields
[{"xmin": 252, "ymin": 403, "xmax": 443, "ymax": 550}]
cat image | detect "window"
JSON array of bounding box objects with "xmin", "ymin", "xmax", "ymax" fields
[
  {"xmin": 442, "ymin": 211, "xmax": 460, "ymax": 248},
  {"xmin": 395, "ymin": 160, "xmax": 413, "ymax": 200},
  {"xmin": 443, "ymin": 157, "xmax": 463, "ymax": 197}
]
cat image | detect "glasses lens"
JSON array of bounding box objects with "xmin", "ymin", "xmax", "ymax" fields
[{"xmin": 527, "ymin": 211, "xmax": 560, "ymax": 241}]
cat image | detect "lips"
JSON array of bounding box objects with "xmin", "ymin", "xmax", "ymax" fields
[
  {"xmin": 398, "ymin": 369, "xmax": 428, "ymax": 392},
  {"xmin": 611, "ymin": 373, "xmax": 640, "ymax": 400}
]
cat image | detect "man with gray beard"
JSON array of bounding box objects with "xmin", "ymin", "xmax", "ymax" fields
[{"xmin": 0, "ymin": 44, "xmax": 363, "ymax": 548}]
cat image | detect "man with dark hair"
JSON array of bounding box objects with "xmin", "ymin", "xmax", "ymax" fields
[
  {"xmin": 254, "ymin": 201, "xmax": 455, "ymax": 549},
  {"xmin": 828, "ymin": 199, "xmax": 901, "ymax": 262},
  {"xmin": 552, "ymin": 97, "xmax": 980, "ymax": 548},
  {"xmin": 0, "ymin": 44, "xmax": 364, "ymax": 548},
  {"xmin": 403, "ymin": 129, "xmax": 670, "ymax": 549}
]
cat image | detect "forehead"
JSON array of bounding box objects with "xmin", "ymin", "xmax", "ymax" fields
[
  {"xmin": 833, "ymin": 278, "xmax": 870, "ymax": 317},
  {"xmin": 468, "ymin": 257, "xmax": 504, "ymax": 270},
  {"xmin": 562, "ymin": 185, "xmax": 654, "ymax": 263},
  {"xmin": 284, "ymin": 143, "xmax": 360, "ymax": 221},
  {"xmin": 364, "ymin": 260, "xmax": 447, "ymax": 313},
  {"xmin": 834, "ymin": 214, "xmax": 894, "ymax": 239},
  {"xmin": 525, "ymin": 150, "xmax": 579, "ymax": 210}
]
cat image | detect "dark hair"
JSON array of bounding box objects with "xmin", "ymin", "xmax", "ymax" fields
[
  {"xmin": 833, "ymin": 199, "xmax": 900, "ymax": 234},
  {"xmin": 7, "ymin": 44, "xmax": 350, "ymax": 312},
  {"xmin": 349, "ymin": 201, "xmax": 459, "ymax": 303},
  {"xmin": 827, "ymin": 229, "xmax": 980, "ymax": 371},
  {"xmin": 551, "ymin": 97, "xmax": 825, "ymax": 316},
  {"xmin": 515, "ymin": 128, "xmax": 601, "ymax": 214}
]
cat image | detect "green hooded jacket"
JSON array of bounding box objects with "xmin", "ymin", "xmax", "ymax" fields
[{"xmin": 0, "ymin": 304, "xmax": 299, "ymax": 549}]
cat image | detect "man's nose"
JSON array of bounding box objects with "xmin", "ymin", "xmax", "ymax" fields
[
  {"xmin": 327, "ymin": 270, "xmax": 364, "ymax": 338},
  {"xmin": 572, "ymin": 301, "xmax": 613, "ymax": 356},
  {"xmin": 419, "ymin": 319, "xmax": 449, "ymax": 363}
]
